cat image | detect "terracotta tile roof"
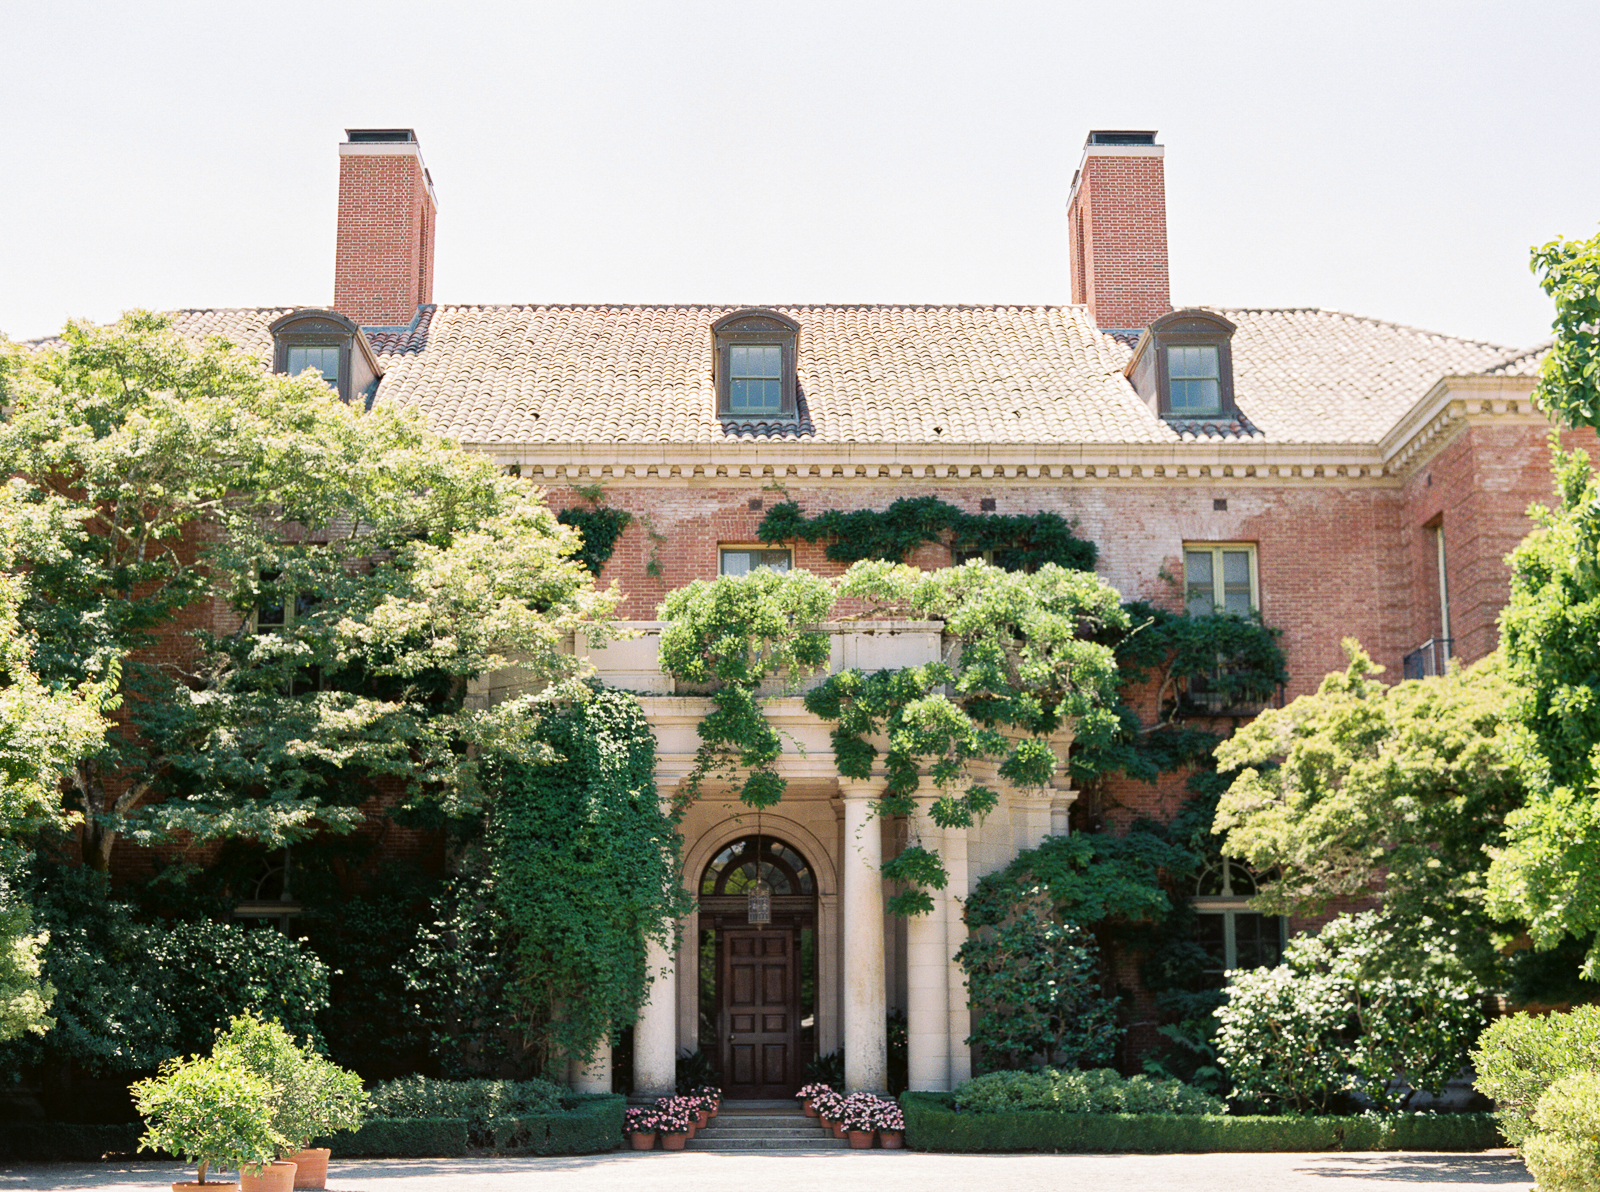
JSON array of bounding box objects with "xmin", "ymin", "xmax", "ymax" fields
[
  {"xmin": 1211, "ymin": 308, "xmax": 1546, "ymax": 443},
  {"xmin": 154, "ymin": 303, "xmax": 1544, "ymax": 450}
]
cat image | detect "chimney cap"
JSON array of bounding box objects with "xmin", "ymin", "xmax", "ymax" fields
[
  {"xmin": 1086, "ymin": 130, "xmax": 1158, "ymax": 146},
  {"xmin": 345, "ymin": 128, "xmax": 418, "ymax": 143}
]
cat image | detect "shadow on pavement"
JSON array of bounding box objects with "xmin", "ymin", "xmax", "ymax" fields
[{"xmin": 1295, "ymin": 1154, "xmax": 1530, "ymax": 1184}]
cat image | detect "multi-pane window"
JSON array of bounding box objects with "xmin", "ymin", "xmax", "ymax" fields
[
  {"xmin": 727, "ymin": 345, "xmax": 783, "ymax": 415},
  {"xmin": 1166, "ymin": 345, "xmax": 1221, "ymax": 415},
  {"xmin": 1185, "ymin": 545, "xmax": 1256, "ymax": 616},
  {"xmin": 285, "ymin": 344, "xmax": 341, "ymax": 391},
  {"xmin": 254, "ymin": 573, "xmax": 317, "ymax": 634},
  {"xmin": 1194, "ymin": 858, "xmax": 1285, "ymax": 985},
  {"xmin": 720, "ymin": 548, "xmax": 791, "ymax": 576}
]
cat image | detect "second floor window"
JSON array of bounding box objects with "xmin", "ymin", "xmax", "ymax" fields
[{"xmin": 1185, "ymin": 544, "xmax": 1257, "ymax": 616}]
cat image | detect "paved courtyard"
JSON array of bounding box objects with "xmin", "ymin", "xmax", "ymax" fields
[{"xmin": 0, "ymin": 1151, "xmax": 1533, "ymax": 1192}]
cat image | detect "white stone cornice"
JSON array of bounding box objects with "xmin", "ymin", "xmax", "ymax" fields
[{"xmin": 1379, "ymin": 374, "xmax": 1545, "ymax": 479}]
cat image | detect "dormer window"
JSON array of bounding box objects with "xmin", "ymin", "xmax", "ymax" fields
[
  {"xmin": 269, "ymin": 309, "xmax": 382, "ymax": 406},
  {"xmin": 713, "ymin": 309, "xmax": 798, "ymax": 421},
  {"xmin": 1126, "ymin": 309, "xmax": 1238, "ymax": 422}
]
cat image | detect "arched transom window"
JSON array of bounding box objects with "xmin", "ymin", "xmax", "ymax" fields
[{"xmin": 700, "ymin": 836, "xmax": 815, "ymax": 898}]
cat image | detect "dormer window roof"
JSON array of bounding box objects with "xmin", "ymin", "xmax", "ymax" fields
[
  {"xmin": 1125, "ymin": 309, "xmax": 1239, "ymax": 424},
  {"xmin": 713, "ymin": 309, "xmax": 799, "ymax": 422},
  {"xmin": 268, "ymin": 309, "xmax": 383, "ymax": 406}
]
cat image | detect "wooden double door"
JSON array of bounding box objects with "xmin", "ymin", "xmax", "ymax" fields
[{"xmin": 718, "ymin": 926, "xmax": 800, "ymax": 1099}]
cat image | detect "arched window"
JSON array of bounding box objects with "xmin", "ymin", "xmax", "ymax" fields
[
  {"xmin": 1193, "ymin": 857, "xmax": 1284, "ymax": 980},
  {"xmin": 699, "ymin": 836, "xmax": 815, "ymax": 898}
]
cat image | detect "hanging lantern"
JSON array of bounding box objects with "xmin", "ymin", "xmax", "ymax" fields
[
  {"xmin": 747, "ymin": 815, "xmax": 772, "ymax": 926},
  {"xmin": 746, "ymin": 877, "xmax": 772, "ymax": 926}
]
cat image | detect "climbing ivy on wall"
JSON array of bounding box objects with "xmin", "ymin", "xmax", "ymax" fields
[
  {"xmin": 758, "ymin": 495, "xmax": 1097, "ymax": 571},
  {"xmin": 656, "ymin": 568, "xmax": 835, "ymax": 808},
  {"xmin": 556, "ymin": 506, "xmax": 632, "ymax": 576},
  {"xmin": 487, "ymin": 680, "xmax": 692, "ymax": 1075}
]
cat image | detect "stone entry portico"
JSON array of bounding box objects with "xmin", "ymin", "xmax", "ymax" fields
[{"xmin": 498, "ymin": 621, "xmax": 1076, "ymax": 1096}]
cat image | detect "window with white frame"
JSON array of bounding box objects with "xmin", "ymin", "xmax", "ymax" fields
[
  {"xmin": 719, "ymin": 547, "xmax": 792, "ymax": 576},
  {"xmin": 1193, "ymin": 858, "xmax": 1285, "ymax": 984},
  {"xmin": 1184, "ymin": 544, "xmax": 1257, "ymax": 616},
  {"xmin": 253, "ymin": 573, "xmax": 317, "ymax": 635}
]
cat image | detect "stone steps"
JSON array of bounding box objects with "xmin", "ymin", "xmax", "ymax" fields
[{"xmin": 683, "ymin": 1100, "xmax": 848, "ymax": 1151}]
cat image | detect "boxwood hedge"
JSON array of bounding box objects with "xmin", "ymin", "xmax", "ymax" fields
[{"xmin": 901, "ymin": 1092, "xmax": 1504, "ymax": 1153}]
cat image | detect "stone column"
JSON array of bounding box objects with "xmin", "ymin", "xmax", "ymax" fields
[
  {"xmin": 570, "ymin": 1042, "xmax": 612, "ymax": 1094},
  {"xmin": 633, "ymin": 932, "xmax": 678, "ymax": 1097},
  {"xmin": 905, "ymin": 797, "xmax": 949, "ymax": 1091},
  {"xmin": 944, "ymin": 819, "xmax": 972, "ymax": 1086},
  {"xmin": 840, "ymin": 780, "xmax": 888, "ymax": 1092},
  {"xmin": 1010, "ymin": 786, "xmax": 1056, "ymax": 855},
  {"xmin": 1050, "ymin": 790, "xmax": 1078, "ymax": 838}
]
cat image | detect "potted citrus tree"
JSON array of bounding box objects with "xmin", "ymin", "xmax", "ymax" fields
[
  {"xmin": 212, "ymin": 1012, "xmax": 366, "ymax": 1191},
  {"xmin": 133, "ymin": 1053, "xmax": 283, "ymax": 1192}
]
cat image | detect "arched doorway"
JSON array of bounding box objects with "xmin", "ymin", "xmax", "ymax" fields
[{"xmin": 698, "ymin": 836, "xmax": 817, "ymax": 1098}]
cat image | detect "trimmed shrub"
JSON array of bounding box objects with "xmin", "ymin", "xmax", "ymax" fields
[
  {"xmin": 365, "ymin": 1076, "xmax": 563, "ymax": 1145},
  {"xmin": 0, "ymin": 1122, "xmax": 145, "ymax": 1162},
  {"xmin": 1522, "ymin": 1073, "xmax": 1600, "ymax": 1192},
  {"xmin": 1473, "ymin": 1005, "xmax": 1600, "ymax": 1146},
  {"xmin": 953, "ymin": 1068, "xmax": 1221, "ymax": 1116},
  {"xmin": 901, "ymin": 1092, "xmax": 1503, "ymax": 1153},
  {"xmin": 315, "ymin": 1118, "xmax": 469, "ymax": 1159},
  {"xmin": 499, "ymin": 1095, "xmax": 625, "ymax": 1155}
]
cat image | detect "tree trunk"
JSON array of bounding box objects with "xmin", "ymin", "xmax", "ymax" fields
[{"xmin": 75, "ymin": 761, "xmax": 117, "ymax": 872}]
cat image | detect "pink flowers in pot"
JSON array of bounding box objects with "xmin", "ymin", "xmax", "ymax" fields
[
  {"xmin": 796, "ymin": 1082, "xmax": 833, "ymax": 1102},
  {"xmin": 872, "ymin": 1099, "xmax": 905, "ymax": 1133},
  {"xmin": 835, "ymin": 1093, "xmax": 886, "ymax": 1133}
]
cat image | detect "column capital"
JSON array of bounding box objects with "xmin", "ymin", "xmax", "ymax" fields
[{"xmin": 838, "ymin": 778, "xmax": 882, "ymax": 802}]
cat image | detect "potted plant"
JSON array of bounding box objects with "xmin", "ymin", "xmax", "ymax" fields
[
  {"xmin": 212, "ymin": 1012, "xmax": 366, "ymax": 1191},
  {"xmin": 874, "ymin": 1098, "xmax": 905, "ymax": 1149},
  {"xmin": 838, "ymin": 1093, "xmax": 879, "ymax": 1148},
  {"xmin": 623, "ymin": 1106, "xmax": 661, "ymax": 1150},
  {"xmin": 133, "ymin": 1053, "xmax": 283, "ymax": 1192},
  {"xmin": 691, "ymin": 1084, "xmax": 721, "ymax": 1117},
  {"xmin": 656, "ymin": 1100, "xmax": 693, "ymax": 1150},
  {"xmin": 812, "ymin": 1089, "xmax": 844, "ymax": 1133},
  {"xmin": 796, "ymin": 1082, "xmax": 831, "ymax": 1116}
]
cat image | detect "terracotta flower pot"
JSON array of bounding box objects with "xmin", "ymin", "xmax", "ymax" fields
[
  {"xmin": 697, "ymin": 1109, "xmax": 710, "ymax": 1127},
  {"xmin": 831, "ymin": 1121, "xmax": 846, "ymax": 1139},
  {"xmin": 803, "ymin": 1099, "xmax": 818, "ymax": 1117},
  {"xmin": 286, "ymin": 1148, "xmax": 330, "ymax": 1190},
  {"xmin": 848, "ymin": 1129, "xmax": 874, "ymax": 1149},
  {"xmin": 880, "ymin": 1130, "xmax": 904, "ymax": 1149},
  {"xmin": 629, "ymin": 1131, "xmax": 657, "ymax": 1151},
  {"xmin": 238, "ymin": 1160, "xmax": 297, "ymax": 1192},
  {"xmin": 661, "ymin": 1131, "xmax": 688, "ymax": 1151}
]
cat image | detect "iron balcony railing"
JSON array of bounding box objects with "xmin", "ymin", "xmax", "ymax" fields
[{"xmin": 1403, "ymin": 637, "xmax": 1453, "ymax": 680}]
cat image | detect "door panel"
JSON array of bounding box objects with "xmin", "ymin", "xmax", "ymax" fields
[{"xmin": 720, "ymin": 927, "xmax": 797, "ymax": 1098}]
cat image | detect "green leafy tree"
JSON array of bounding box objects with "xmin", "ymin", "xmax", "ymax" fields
[
  {"xmin": 0, "ymin": 312, "xmax": 614, "ymax": 872},
  {"xmin": 211, "ymin": 1011, "xmax": 365, "ymax": 1155},
  {"xmin": 955, "ymin": 906, "xmax": 1122, "ymax": 1071},
  {"xmin": 132, "ymin": 1051, "xmax": 282, "ymax": 1184},
  {"xmin": 1214, "ymin": 642, "xmax": 1521, "ymax": 980},
  {"xmin": 1489, "ymin": 227, "xmax": 1600, "ymax": 974}
]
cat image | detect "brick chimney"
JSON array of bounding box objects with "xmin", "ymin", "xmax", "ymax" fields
[
  {"xmin": 1065, "ymin": 131, "xmax": 1171, "ymax": 331},
  {"xmin": 334, "ymin": 129, "xmax": 437, "ymax": 327}
]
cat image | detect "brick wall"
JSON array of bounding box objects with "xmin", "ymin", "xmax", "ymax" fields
[
  {"xmin": 1067, "ymin": 151, "xmax": 1171, "ymax": 330},
  {"xmin": 333, "ymin": 151, "xmax": 436, "ymax": 327}
]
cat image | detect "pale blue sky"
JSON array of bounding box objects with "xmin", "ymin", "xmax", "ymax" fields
[{"xmin": 3, "ymin": 0, "xmax": 1596, "ymax": 348}]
